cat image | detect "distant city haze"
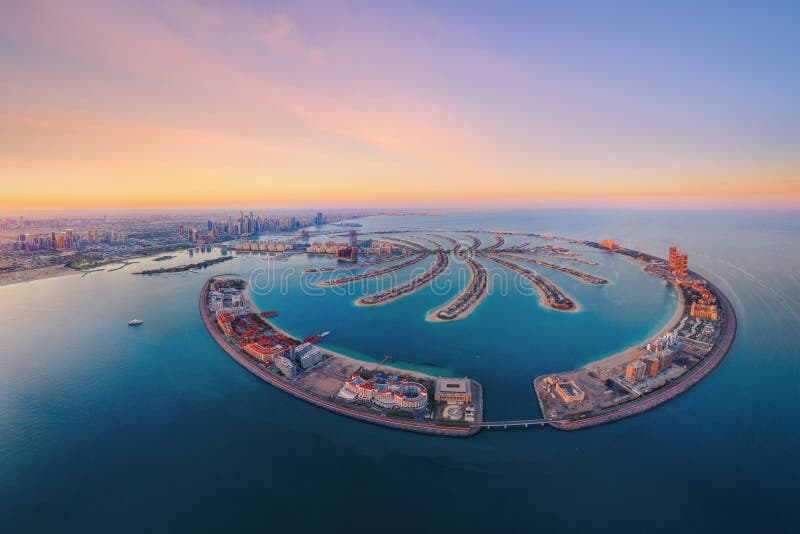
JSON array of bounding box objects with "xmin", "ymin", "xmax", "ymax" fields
[{"xmin": 1, "ymin": 1, "xmax": 797, "ymax": 210}]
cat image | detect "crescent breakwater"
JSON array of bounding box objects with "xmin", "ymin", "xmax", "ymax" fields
[
  {"xmin": 541, "ymin": 279, "xmax": 737, "ymax": 430},
  {"xmin": 206, "ymin": 229, "xmax": 736, "ymax": 434},
  {"xmin": 200, "ymin": 278, "xmax": 481, "ymax": 437}
]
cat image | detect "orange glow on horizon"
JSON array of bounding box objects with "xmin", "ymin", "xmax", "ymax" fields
[{"xmin": 0, "ymin": 1, "xmax": 797, "ymax": 212}]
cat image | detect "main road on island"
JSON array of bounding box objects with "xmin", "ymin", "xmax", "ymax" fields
[{"xmin": 200, "ymin": 278, "xmax": 478, "ymax": 437}]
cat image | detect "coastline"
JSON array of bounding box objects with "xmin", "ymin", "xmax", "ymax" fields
[
  {"xmin": 354, "ymin": 252, "xmax": 448, "ymax": 307},
  {"xmin": 585, "ymin": 280, "xmax": 685, "ymax": 372},
  {"xmin": 203, "ymin": 278, "xmax": 478, "ymax": 436},
  {"xmin": 0, "ymin": 244, "xmax": 194, "ymax": 288},
  {"xmin": 425, "ymin": 287, "xmax": 488, "ymax": 322},
  {"xmin": 552, "ymin": 278, "xmax": 736, "ymax": 430},
  {"xmin": 425, "ymin": 255, "xmax": 489, "ymax": 322},
  {"xmin": 241, "ymin": 284, "xmax": 438, "ymax": 382},
  {"xmin": 480, "ymin": 254, "xmax": 581, "ymax": 313},
  {"xmin": 0, "ymin": 265, "xmax": 81, "ymax": 287},
  {"xmin": 530, "ymin": 239, "xmax": 737, "ymax": 431}
]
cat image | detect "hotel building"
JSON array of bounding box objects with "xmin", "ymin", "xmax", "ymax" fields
[{"xmin": 339, "ymin": 374, "xmax": 428, "ymax": 410}]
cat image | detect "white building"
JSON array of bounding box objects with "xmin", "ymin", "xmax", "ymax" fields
[
  {"xmin": 299, "ymin": 349, "xmax": 323, "ymax": 369},
  {"xmin": 293, "ymin": 343, "xmax": 312, "ymax": 358},
  {"xmin": 275, "ymin": 356, "xmax": 296, "ymax": 379},
  {"xmin": 339, "ymin": 374, "xmax": 428, "ymax": 410}
]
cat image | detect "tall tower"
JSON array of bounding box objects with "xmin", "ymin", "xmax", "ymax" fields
[
  {"xmin": 669, "ymin": 245, "xmax": 688, "ymax": 278},
  {"xmin": 349, "ymin": 230, "xmax": 358, "ymax": 248}
]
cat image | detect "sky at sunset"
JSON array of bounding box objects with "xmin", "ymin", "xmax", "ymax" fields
[{"xmin": 0, "ymin": 0, "xmax": 798, "ymax": 210}]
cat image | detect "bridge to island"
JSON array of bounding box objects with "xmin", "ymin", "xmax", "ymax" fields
[{"xmin": 470, "ymin": 418, "xmax": 559, "ymax": 429}]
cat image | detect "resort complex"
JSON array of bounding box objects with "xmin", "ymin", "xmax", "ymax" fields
[
  {"xmin": 201, "ymin": 276, "xmax": 483, "ymax": 436},
  {"xmin": 199, "ymin": 228, "xmax": 736, "ymax": 436}
]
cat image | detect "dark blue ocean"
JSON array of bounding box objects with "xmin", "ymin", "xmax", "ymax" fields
[{"xmin": 1, "ymin": 210, "xmax": 797, "ymax": 532}]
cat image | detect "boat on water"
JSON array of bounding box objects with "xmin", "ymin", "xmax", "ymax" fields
[{"xmin": 128, "ymin": 319, "xmax": 144, "ymax": 326}]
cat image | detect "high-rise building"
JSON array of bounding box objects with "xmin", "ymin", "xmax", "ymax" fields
[
  {"xmin": 315, "ymin": 212, "xmax": 324, "ymax": 225},
  {"xmin": 669, "ymin": 245, "xmax": 688, "ymax": 278},
  {"xmin": 625, "ymin": 360, "xmax": 646, "ymax": 383},
  {"xmin": 275, "ymin": 356, "xmax": 296, "ymax": 378},
  {"xmin": 642, "ymin": 356, "xmax": 660, "ymax": 378},
  {"xmin": 690, "ymin": 301, "xmax": 719, "ymax": 321},
  {"xmin": 349, "ymin": 230, "xmax": 358, "ymax": 248}
]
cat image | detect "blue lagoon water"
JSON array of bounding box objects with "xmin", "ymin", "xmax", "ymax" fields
[{"xmin": 1, "ymin": 210, "xmax": 798, "ymax": 532}]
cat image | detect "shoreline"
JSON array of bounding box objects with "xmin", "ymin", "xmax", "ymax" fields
[
  {"xmin": 0, "ymin": 244, "xmax": 195, "ymax": 288},
  {"xmin": 0, "ymin": 265, "xmax": 81, "ymax": 287},
  {"xmin": 531, "ymin": 242, "xmax": 736, "ymax": 431},
  {"xmin": 496, "ymin": 252, "xmax": 610, "ymax": 286},
  {"xmin": 203, "ymin": 278, "xmax": 479, "ymax": 436},
  {"xmin": 355, "ymin": 252, "xmax": 449, "ymax": 306},
  {"xmin": 316, "ymin": 252, "xmax": 429, "ymax": 287},
  {"xmin": 551, "ymin": 279, "xmax": 736, "ymax": 430},
  {"xmin": 425, "ymin": 287, "xmax": 488, "ymax": 323},
  {"xmin": 585, "ymin": 280, "xmax": 685, "ymax": 372},
  {"xmin": 240, "ymin": 284, "xmax": 439, "ymax": 382},
  {"xmin": 425, "ymin": 285, "xmax": 488, "ymax": 323},
  {"xmin": 425, "ymin": 255, "xmax": 489, "ymax": 322},
  {"xmin": 479, "ymin": 254, "xmax": 581, "ymax": 313}
]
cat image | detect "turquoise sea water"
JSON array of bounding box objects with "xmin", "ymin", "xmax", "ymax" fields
[{"xmin": 1, "ymin": 210, "xmax": 798, "ymax": 532}]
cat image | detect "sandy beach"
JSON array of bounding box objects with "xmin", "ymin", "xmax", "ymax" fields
[
  {"xmin": 585, "ymin": 281, "xmax": 685, "ymax": 372},
  {"xmin": 425, "ymin": 285, "xmax": 489, "ymax": 322},
  {"xmin": 0, "ymin": 265, "xmax": 80, "ymax": 287},
  {"xmin": 239, "ymin": 283, "xmax": 436, "ymax": 381}
]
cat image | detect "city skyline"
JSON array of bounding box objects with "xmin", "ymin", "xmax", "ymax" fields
[{"xmin": 1, "ymin": 0, "xmax": 798, "ymax": 211}]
